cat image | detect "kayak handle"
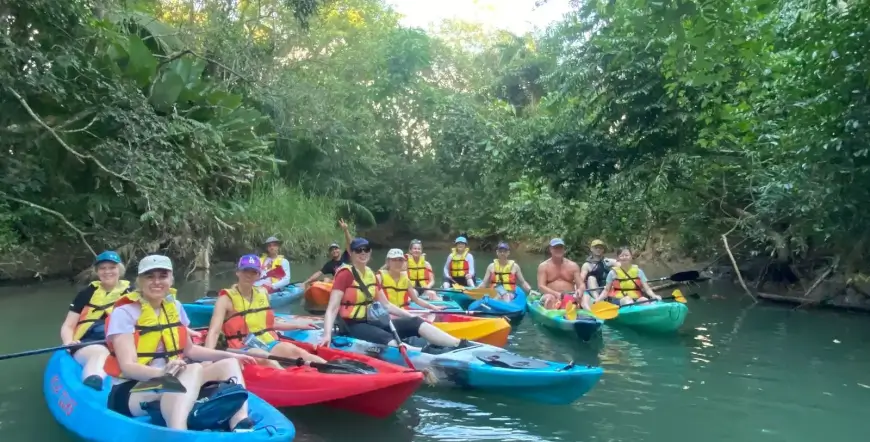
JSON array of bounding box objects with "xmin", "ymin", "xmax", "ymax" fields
[{"xmin": 556, "ymin": 361, "xmax": 576, "ymax": 372}]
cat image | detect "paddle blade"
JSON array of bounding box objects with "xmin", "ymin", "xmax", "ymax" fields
[
  {"xmin": 565, "ymin": 302, "xmax": 578, "ymax": 320},
  {"xmin": 670, "ymin": 271, "xmax": 700, "ymax": 282},
  {"xmin": 589, "ymin": 302, "xmax": 619, "ymax": 320},
  {"xmin": 672, "ymin": 289, "xmax": 687, "ymax": 303},
  {"xmin": 131, "ymin": 374, "xmax": 187, "ymax": 393},
  {"xmin": 463, "ymin": 287, "xmax": 497, "ymax": 299}
]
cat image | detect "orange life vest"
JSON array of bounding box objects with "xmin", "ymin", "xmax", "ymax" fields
[
  {"xmin": 491, "ymin": 259, "xmax": 517, "ymax": 292},
  {"xmin": 220, "ymin": 285, "xmax": 277, "ymax": 348},
  {"xmin": 103, "ymin": 291, "xmax": 188, "ymax": 378},
  {"xmin": 337, "ymin": 264, "xmax": 378, "ymax": 320},
  {"xmin": 73, "ymin": 280, "xmax": 131, "ymax": 340},
  {"xmin": 406, "ymin": 253, "xmax": 432, "ymax": 286},
  {"xmin": 610, "ymin": 265, "xmax": 643, "ymax": 299}
]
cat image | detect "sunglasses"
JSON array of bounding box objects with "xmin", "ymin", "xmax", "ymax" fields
[{"xmin": 352, "ymin": 247, "xmax": 372, "ymax": 254}]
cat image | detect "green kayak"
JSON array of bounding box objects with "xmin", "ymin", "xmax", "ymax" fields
[
  {"xmin": 527, "ymin": 299, "xmax": 603, "ymax": 341},
  {"xmin": 610, "ymin": 301, "xmax": 688, "ymax": 333}
]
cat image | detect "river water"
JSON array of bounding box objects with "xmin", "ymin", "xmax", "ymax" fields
[{"xmin": 0, "ymin": 249, "xmax": 868, "ymax": 441}]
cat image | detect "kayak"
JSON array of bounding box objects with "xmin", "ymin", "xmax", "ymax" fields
[
  {"xmin": 244, "ymin": 338, "xmax": 423, "ymax": 418},
  {"xmin": 610, "ymin": 301, "xmax": 689, "ymax": 333},
  {"xmin": 526, "ymin": 299, "xmax": 603, "ymax": 341},
  {"xmin": 465, "ymin": 287, "xmax": 528, "ymax": 322},
  {"xmin": 303, "ymin": 282, "xmax": 332, "ymax": 309},
  {"xmin": 193, "ymin": 286, "xmax": 303, "ymax": 308},
  {"xmin": 184, "ymin": 302, "xmax": 219, "ymax": 328},
  {"xmin": 44, "ymin": 351, "xmax": 294, "ymax": 442},
  {"xmin": 437, "ymin": 278, "xmax": 483, "ymax": 309},
  {"xmin": 409, "ymin": 312, "xmax": 511, "ymax": 347},
  {"xmin": 282, "ymin": 329, "xmax": 603, "ymax": 405}
]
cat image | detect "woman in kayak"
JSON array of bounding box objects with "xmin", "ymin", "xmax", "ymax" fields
[
  {"xmin": 59, "ymin": 251, "xmax": 132, "ymax": 390},
  {"xmin": 204, "ymin": 254, "xmax": 327, "ymax": 368},
  {"xmin": 478, "ymin": 242, "xmax": 533, "ymax": 301},
  {"xmin": 104, "ymin": 255, "xmax": 258, "ymax": 431},
  {"xmin": 595, "ymin": 246, "xmax": 662, "ymax": 305},
  {"xmin": 405, "ymin": 239, "xmax": 440, "ymax": 300},
  {"xmin": 378, "ymin": 248, "xmax": 445, "ymax": 311},
  {"xmin": 318, "ymin": 238, "xmax": 470, "ymax": 349}
]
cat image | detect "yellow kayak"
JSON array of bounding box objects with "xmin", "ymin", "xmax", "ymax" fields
[{"xmin": 412, "ymin": 312, "xmax": 511, "ymax": 347}]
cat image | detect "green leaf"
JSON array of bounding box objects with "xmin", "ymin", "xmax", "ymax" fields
[
  {"xmin": 149, "ymin": 70, "xmax": 185, "ymax": 112},
  {"xmin": 124, "ymin": 35, "xmax": 158, "ymax": 87}
]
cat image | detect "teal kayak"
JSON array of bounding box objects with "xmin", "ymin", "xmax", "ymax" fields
[
  {"xmin": 192, "ymin": 285, "xmax": 303, "ymax": 308},
  {"xmin": 527, "ymin": 299, "xmax": 603, "ymax": 341},
  {"xmin": 610, "ymin": 301, "xmax": 689, "ymax": 333},
  {"xmin": 44, "ymin": 351, "xmax": 295, "ymax": 441}
]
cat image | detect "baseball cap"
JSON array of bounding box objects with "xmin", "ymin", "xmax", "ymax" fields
[
  {"xmin": 263, "ymin": 236, "xmax": 282, "ymax": 245},
  {"xmin": 328, "ymin": 243, "xmax": 340, "ymax": 250},
  {"xmin": 94, "ymin": 250, "xmax": 122, "ymax": 266},
  {"xmin": 386, "ymin": 248, "xmax": 406, "ymax": 259},
  {"xmin": 237, "ymin": 254, "xmax": 261, "ymax": 271},
  {"xmin": 350, "ymin": 237, "xmax": 370, "ymax": 250},
  {"xmin": 549, "ymin": 238, "xmax": 566, "ymax": 247},
  {"xmin": 496, "ymin": 242, "xmax": 510, "ymax": 250},
  {"xmin": 590, "ymin": 239, "xmax": 606, "ymax": 248},
  {"xmin": 138, "ymin": 255, "xmax": 173, "ymax": 274},
  {"xmin": 455, "ymin": 236, "xmax": 468, "ymax": 244}
]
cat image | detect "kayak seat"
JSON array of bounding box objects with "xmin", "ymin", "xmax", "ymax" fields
[
  {"xmin": 420, "ymin": 344, "xmax": 453, "ymax": 355},
  {"xmin": 473, "ymin": 351, "xmax": 550, "ymax": 369}
]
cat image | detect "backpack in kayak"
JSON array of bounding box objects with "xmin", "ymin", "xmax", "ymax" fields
[{"xmin": 142, "ymin": 379, "xmax": 248, "ymax": 431}]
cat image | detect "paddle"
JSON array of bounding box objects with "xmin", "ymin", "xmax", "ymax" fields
[
  {"xmin": 0, "ymin": 340, "xmax": 106, "ymax": 362},
  {"xmin": 589, "ymin": 289, "xmax": 688, "ymax": 320},
  {"xmin": 225, "ymin": 348, "xmax": 372, "ymax": 374},
  {"xmin": 405, "ymin": 309, "xmax": 483, "ymax": 315},
  {"xmin": 130, "ymin": 365, "xmax": 188, "ymax": 393},
  {"xmin": 431, "ymin": 286, "xmax": 498, "ymax": 299}
]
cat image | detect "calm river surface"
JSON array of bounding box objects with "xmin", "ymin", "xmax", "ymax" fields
[{"xmin": 0, "ymin": 249, "xmax": 868, "ymax": 441}]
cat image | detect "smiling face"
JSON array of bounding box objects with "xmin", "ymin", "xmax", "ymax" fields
[
  {"xmin": 496, "ymin": 248, "xmax": 510, "ymax": 259},
  {"xmin": 388, "ymin": 257, "xmax": 406, "ymax": 271},
  {"xmin": 455, "ymin": 242, "xmax": 467, "ymax": 253},
  {"xmin": 351, "ymin": 245, "xmax": 371, "ymax": 265},
  {"xmin": 266, "ymin": 242, "xmax": 280, "ymax": 255},
  {"xmin": 549, "ymin": 245, "xmax": 566, "ymax": 259},
  {"xmin": 236, "ymin": 268, "xmax": 260, "ymax": 285},
  {"xmin": 96, "ymin": 262, "xmax": 120, "ymax": 287},
  {"xmin": 617, "ymin": 247, "xmax": 633, "ymax": 265},
  {"xmin": 139, "ymin": 269, "xmax": 173, "ymax": 301},
  {"xmin": 329, "ymin": 247, "xmax": 341, "ymax": 259},
  {"xmin": 410, "ymin": 242, "xmax": 423, "ymax": 257}
]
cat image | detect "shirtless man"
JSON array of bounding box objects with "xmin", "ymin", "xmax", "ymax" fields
[
  {"xmin": 537, "ymin": 238, "xmax": 590, "ymax": 310},
  {"xmin": 579, "ymin": 239, "xmax": 617, "ymax": 296}
]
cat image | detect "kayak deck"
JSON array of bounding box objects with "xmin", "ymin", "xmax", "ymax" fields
[
  {"xmin": 303, "ymin": 282, "xmax": 332, "ymax": 310},
  {"xmin": 44, "ymin": 351, "xmax": 294, "ymax": 442},
  {"xmin": 411, "ymin": 312, "xmax": 511, "ymax": 347},
  {"xmin": 193, "ymin": 286, "xmax": 303, "ymax": 308},
  {"xmin": 527, "ymin": 300, "xmax": 603, "ymax": 341},
  {"xmin": 610, "ymin": 301, "xmax": 689, "ymax": 333}
]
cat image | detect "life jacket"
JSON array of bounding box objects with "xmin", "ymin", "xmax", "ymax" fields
[
  {"xmin": 585, "ymin": 256, "xmax": 608, "ymax": 284},
  {"xmin": 259, "ymin": 254, "xmax": 286, "ymax": 284},
  {"xmin": 337, "ymin": 264, "xmax": 378, "ymax": 320},
  {"xmin": 378, "ymin": 270, "xmax": 411, "ymax": 308},
  {"xmin": 491, "ymin": 259, "xmax": 517, "ymax": 292},
  {"xmin": 104, "ymin": 290, "xmax": 187, "ymax": 378},
  {"xmin": 406, "ymin": 253, "xmax": 432, "ymax": 286},
  {"xmin": 610, "ymin": 265, "xmax": 643, "ymax": 299},
  {"xmin": 220, "ymin": 285, "xmax": 276, "ymax": 349},
  {"xmin": 73, "ymin": 280, "xmax": 131, "ymax": 340},
  {"xmin": 449, "ymin": 248, "xmax": 470, "ymax": 279}
]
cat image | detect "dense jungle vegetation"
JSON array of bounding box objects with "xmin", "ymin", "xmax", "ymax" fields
[{"xmin": 2, "ymin": 0, "xmax": 869, "ymax": 284}]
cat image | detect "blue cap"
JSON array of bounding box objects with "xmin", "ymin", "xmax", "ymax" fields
[
  {"xmin": 94, "ymin": 251, "xmax": 122, "ymax": 266},
  {"xmin": 549, "ymin": 238, "xmax": 565, "ymax": 247},
  {"xmin": 237, "ymin": 254, "xmax": 261, "ymax": 271},
  {"xmin": 455, "ymin": 236, "xmax": 468, "ymax": 244},
  {"xmin": 496, "ymin": 242, "xmax": 510, "ymax": 250},
  {"xmin": 350, "ymin": 238, "xmax": 370, "ymax": 250}
]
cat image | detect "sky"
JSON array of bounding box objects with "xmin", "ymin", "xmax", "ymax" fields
[{"xmin": 385, "ymin": 0, "xmax": 575, "ymax": 35}]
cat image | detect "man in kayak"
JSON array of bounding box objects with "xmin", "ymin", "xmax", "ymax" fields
[
  {"xmin": 257, "ymin": 236, "xmax": 292, "ymax": 293},
  {"xmin": 478, "ymin": 242, "xmax": 532, "ymax": 301},
  {"xmin": 378, "ymin": 248, "xmax": 445, "ymax": 311},
  {"xmin": 301, "ymin": 242, "xmax": 350, "ymax": 287},
  {"xmin": 406, "ymin": 239, "xmax": 440, "ymax": 300},
  {"xmin": 204, "ymin": 254, "xmax": 327, "ymax": 367},
  {"xmin": 579, "ymin": 239, "xmax": 617, "ymax": 296},
  {"xmin": 443, "ymin": 236, "xmax": 475, "ymax": 288},
  {"xmin": 318, "ymin": 238, "xmax": 470, "ymax": 350},
  {"xmin": 537, "ymin": 238, "xmax": 590, "ymax": 310},
  {"xmin": 595, "ymin": 246, "xmax": 662, "ymax": 305}
]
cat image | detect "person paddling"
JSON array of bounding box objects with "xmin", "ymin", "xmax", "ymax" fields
[
  {"xmin": 378, "ymin": 249, "xmax": 445, "ymax": 311},
  {"xmin": 60, "ymin": 251, "xmax": 132, "ymax": 390},
  {"xmin": 478, "ymin": 242, "xmax": 532, "ymax": 301},
  {"xmin": 579, "ymin": 239, "xmax": 616, "ymax": 292},
  {"xmin": 443, "ymin": 236, "xmax": 475, "ymax": 288},
  {"xmin": 205, "ymin": 255, "xmax": 327, "ymax": 368},
  {"xmin": 318, "ymin": 238, "xmax": 470, "ymax": 350},
  {"xmin": 406, "ymin": 239, "xmax": 440, "ymax": 300},
  {"xmin": 104, "ymin": 255, "xmax": 258, "ymax": 431},
  {"xmin": 536, "ymin": 238, "xmax": 589, "ymax": 310},
  {"xmin": 257, "ymin": 236, "xmax": 291, "ymax": 293},
  {"xmin": 595, "ymin": 246, "xmax": 662, "ymax": 305}
]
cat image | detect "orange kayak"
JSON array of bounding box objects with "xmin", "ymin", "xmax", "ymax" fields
[{"xmin": 304, "ymin": 281, "xmax": 332, "ymax": 307}]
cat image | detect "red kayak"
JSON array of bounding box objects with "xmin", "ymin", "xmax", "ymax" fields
[{"xmin": 242, "ymin": 338, "xmax": 424, "ymax": 418}]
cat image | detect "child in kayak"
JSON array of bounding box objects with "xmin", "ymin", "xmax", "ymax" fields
[
  {"xmin": 478, "ymin": 242, "xmax": 533, "ymax": 301},
  {"xmin": 595, "ymin": 246, "xmax": 662, "ymax": 305},
  {"xmin": 104, "ymin": 255, "xmax": 258, "ymax": 431},
  {"xmin": 204, "ymin": 254, "xmax": 327, "ymax": 368}
]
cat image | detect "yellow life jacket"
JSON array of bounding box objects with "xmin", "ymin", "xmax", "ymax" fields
[
  {"xmin": 104, "ymin": 290, "xmax": 186, "ymax": 378},
  {"xmin": 337, "ymin": 264, "xmax": 378, "ymax": 320},
  {"xmin": 221, "ymin": 285, "xmax": 276, "ymax": 346},
  {"xmin": 406, "ymin": 253, "xmax": 431, "ymax": 286},
  {"xmin": 611, "ymin": 265, "xmax": 643, "ymax": 299},
  {"xmin": 492, "ymin": 259, "xmax": 517, "ymax": 292},
  {"xmin": 379, "ymin": 270, "xmax": 410, "ymax": 308},
  {"xmin": 260, "ymin": 254, "xmax": 286, "ymax": 284},
  {"xmin": 73, "ymin": 280, "xmax": 131, "ymax": 340},
  {"xmin": 449, "ymin": 248, "xmax": 470, "ymax": 279}
]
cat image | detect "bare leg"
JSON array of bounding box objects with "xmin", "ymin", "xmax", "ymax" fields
[
  {"xmin": 200, "ymin": 358, "xmax": 249, "ymax": 429},
  {"xmin": 423, "ymin": 289, "xmax": 441, "ymax": 301},
  {"xmin": 636, "ymin": 296, "xmax": 650, "ymax": 303},
  {"xmin": 270, "ymin": 341, "xmax": 327, "ymax": 364},
  {"xmin": 619, "ymin": 297, "xmax": 634, "ymax": 306},
  {"xmin": 244, "ymin": 348, "xmax": 282, "ymax": 369},
  {"xmin": 73, "ymin": 345, "xmax": 110, "ymax": 381},
  {"xmin": 417, "ymin": 323, "xmax": 460, "ymax": 347}
]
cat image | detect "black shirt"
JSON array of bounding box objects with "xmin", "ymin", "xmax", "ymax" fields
[
  {"xmin": 321, "ymin": 251, "xmax": 350, "ymax": 276},
  {"xmin": 69, "ymin": 283, "xmax": 134, "ymax": 313}
]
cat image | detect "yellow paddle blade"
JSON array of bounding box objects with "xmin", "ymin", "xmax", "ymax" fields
[
  {"xmin": 672, "ymin": 289, "xmax": 687, "ymax": 303},
  {"xmin": 463, "ymin": 287, "xmax": 498, "ymax": 299},
  {"xmin": 589, "ymin": 301, "xmax": 619, "ymax": 320},
  {"xmin": 452, "ymin": 283, "xmax": 464, "ymax": 290},
  {"xmin": 565, "ymin": 302, "xmax": 578, "ymax": 320}
]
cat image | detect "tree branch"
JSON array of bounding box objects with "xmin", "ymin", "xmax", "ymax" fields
[
  {"xmin": 0, "ymin": 193, "xmax": 96, "ymax": 256},
  {"xmin": 722, "ymin": 233, "xmax": 756, "ymax": 303}
]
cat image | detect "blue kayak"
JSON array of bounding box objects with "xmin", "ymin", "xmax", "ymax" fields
[
  {"xmin": 282, "ymin": 329, "xmax": 603, "ymax": 405},
  {"xmin": 44, "ymin": 351, "xmax": 294, "ymax": 442},
  {"xmin": 185, "ymin": 302, "xmax": 218, "ymax": 328},
  {"xmin": 192, "ymin": 286, "xmax": 303, "ymax": 308},
  {"xmin": 466, "ymin": 287, "xmax": 528, "ymax": 322}
]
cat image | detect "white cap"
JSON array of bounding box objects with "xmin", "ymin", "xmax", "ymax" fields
[
  {"xmin": 138, "ymin": 255, "xmax": 173, "ymax": 274},
  {"xmin": 386, "ymin": 248, "xmax": 406, "ymax": 259}
]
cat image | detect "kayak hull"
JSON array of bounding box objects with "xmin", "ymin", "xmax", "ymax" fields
[
  {"xmin": 527, "ymin": 300, "xmax": 603, "ymax": 341},
  {"xmin": 193, "ymin": 286, "xmax": 303, "ymax": 309},
  {"xmin": 44, "ymin": 351, "xmax": 294, "ymax": 442},
  {"xmin": 411, "ymin": 313, "xmax": 511, "ymax": 347},
  {"xmin": 184, "ymin": 302, "xmax": 218, "ymax": 328},
  {"xmin": 303, "ymin": 282, "xmax": 332, "ymax": 310},
  {"xmin": 244, "ymin": 338, "xmax": 423, "ymax": 418},
  {"xmin": 611, "ymin": 302, "xmax": 689, "ymax": 333},
  {"xmin": 282, "ymin": 330, "xmax": 603, "ymax": 405},
  {"xmin": 466, "ymin": 287, "xmax": 528, "ymax": 323}
]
